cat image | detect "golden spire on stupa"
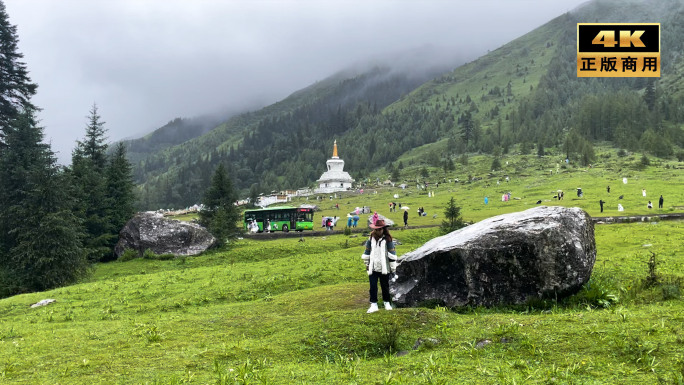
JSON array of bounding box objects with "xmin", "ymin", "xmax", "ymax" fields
[{"xmin": 332, "ymin": 140, "xmax": 338, "ymax": 158}]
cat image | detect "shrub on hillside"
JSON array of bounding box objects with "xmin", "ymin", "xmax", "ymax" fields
[
  {"xmin": 142, "ymin": 249, "xmax": 176, "ymax": 260},
  {"xmin": 118, "ymin": 248, "xmax": 139, "ymax": 262},
  {"xmin": 440, "ymin": 197, "xmax": 465, "ymax": 235}
]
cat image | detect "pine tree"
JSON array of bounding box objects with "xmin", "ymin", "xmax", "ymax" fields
[
  {"xmin": 105, "ymin": 142, "xmax": 136, "ymax": 249},
  {"xmin": 199, "ymin": 163, "xmax": 239, "ymax": 247},
  {"xmin": 490, "ymin": 157, "xmax": 502, "ymax": 171},
  {"xmin": 460, "ymin": 110, "xmax": 474, "ymax": 148},
  {"xmin": 74, "ymin": 104, "xmax": 108, "ymax": 170},
  {"xmin": 248, "ymin": 183, "xmax": 260, "ymax": 208},
  {"xmin": 0, "ymin": 111, "xmax": 89, "ymax": 295},
  {"xmin": 643, "ymin": 79, "xmax": 656, "ymax": 111},
  {"xmin": 440, "ymin": 197, "xmax": 464, "ymax": 235},
  {"xmin": 70, "ymin": 104, "xmax": 114, "ymax": 261},
  {"xmin": 0, "ymin": 1, "xmax": 37, "ymax": 146},
  {"xmin": 0, "ymin": 111, "xmax": 46, "ymax": 255}
]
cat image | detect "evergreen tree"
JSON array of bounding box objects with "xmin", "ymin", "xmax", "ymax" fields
[
  {"xmin": 199, "ymin": 163, "xmax": 239, "ymax": 247},
  {"xmin": 105, "ymin": 142, "xmax": 136, "ymax": 249},
  {"xmin": 0, "ymin": 1, "xmax": 37, "ymax": 146},
  {"xmin": 460, "ymin": 110, "xmax": 474, "ymax": 148},
  {"xmin": 248, "ymin": 183, "xmax": 260, "ymax": 208},
  {"xmin": 70, "ymin": 104, "xmax": 114, "ymax": 261},
  {"xmin": 490, "ymin": 157, "xmax": 502, "ymax": 171},
  {"xmin": 440, "ymin": 197, "xmax": 464, "ymax": 235},
  {"xmin": 74, "ymin": 104, "xmax": 108, "ymax": 170},
  {"xmin": 391, "ymin": 167, "xmax": 400, "ymax": 182},
  {"xmin": 643, "ymin": 79, "xmax": 656, "ymax": 111},
  {"xmin": 0, "ymin": 111, "xmax": 89, "ymax": 296},
  {"xmin": 420, "ymin": 166, "xmax": 429, "ymax": 178}
]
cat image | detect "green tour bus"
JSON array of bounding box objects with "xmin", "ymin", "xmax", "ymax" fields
[{"xmin": 243, "ymin": 206, "xmax": 314, "ymax": 232}]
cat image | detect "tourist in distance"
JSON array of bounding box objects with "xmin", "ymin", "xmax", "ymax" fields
[
  {"xmin": 361, "ymin": 219, "xmax": 398, "ymax": 313},
  {"xmin": 403, "ymin": 209, "xmax": 408, "ymax": 227},
  {"xmin": 659, "ymin": 195, "xmax": 664, "ymax": 209}
]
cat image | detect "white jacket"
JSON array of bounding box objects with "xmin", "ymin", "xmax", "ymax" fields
[{"xmin": 361, "ymin": 236, "xmax": 398, "ymax": 275}]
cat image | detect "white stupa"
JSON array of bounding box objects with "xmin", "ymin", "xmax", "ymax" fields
[{"xmin": 315, "ymin": 140, "xmax": 354, "ymax": 193}]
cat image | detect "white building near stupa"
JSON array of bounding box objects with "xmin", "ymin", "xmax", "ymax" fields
[{"xmin": 315, "ymin": 140, "xmax": 354, "ymax": 194}]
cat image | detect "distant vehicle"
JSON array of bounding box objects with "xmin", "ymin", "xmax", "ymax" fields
[{"xmin": 243, "ymin": 206, "xmax": 314, "ymax": 232}]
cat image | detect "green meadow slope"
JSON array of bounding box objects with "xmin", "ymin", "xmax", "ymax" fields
[{"xmin": 1, "ymin": 150, "xmax": 682, "ymax": 384}]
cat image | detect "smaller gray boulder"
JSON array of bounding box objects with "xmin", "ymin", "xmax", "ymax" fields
[{"xmin": 114, "ymin": 212, "xmax": 216, "ymax": 258}]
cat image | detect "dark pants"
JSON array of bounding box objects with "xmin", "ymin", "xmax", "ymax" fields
[{"xmin": 369, "ymin": 271, "xmax": 391, "ymax": 303}]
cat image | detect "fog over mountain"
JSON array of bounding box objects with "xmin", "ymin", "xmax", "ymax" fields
[{"xmin": 5, "ymin": 0, "xmax": 586, "ymax": 164}]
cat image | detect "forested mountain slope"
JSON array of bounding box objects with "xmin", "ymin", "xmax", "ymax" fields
[
  {"xmin": 124, "ymin": 115, "xmax": 228, "ymax": 164},
  {"xmin": 132, "ymin": 65, "xmax": 452, "ymax": 209},
  {"xmin": 130, "ymin": 0, "xmax": 684, "ymax": 210}
]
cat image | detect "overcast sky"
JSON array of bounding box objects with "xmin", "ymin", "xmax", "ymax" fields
[{"xmin": 5, "ymin": 0, "xmax": 587, "ymax": 164}]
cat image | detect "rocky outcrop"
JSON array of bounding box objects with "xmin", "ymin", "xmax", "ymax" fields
[
  {"xmin": 114, "ymin": 212, "xmax": 216, "ymax": 258},
  {"xmin": 391, "ymin": 206, "xmax": 596, "ymax": 307}
]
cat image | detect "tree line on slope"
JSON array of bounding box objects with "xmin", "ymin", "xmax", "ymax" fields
[{"xmin": 0, "ymin": 1, "xmax": 136, "ymax": 297}]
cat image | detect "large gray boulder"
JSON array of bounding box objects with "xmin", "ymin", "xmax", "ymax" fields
[
  {"xmin": 391, "ymin": 206, "xmax": 596, "ymax": 307},
  {"xmin": 114, "ymin": 212, "xmax": 216, "ymax": 258}
]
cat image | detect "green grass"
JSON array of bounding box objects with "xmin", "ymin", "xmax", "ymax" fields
[
  {"xmin": 1, "ymin": 149, "xmax": 683, "ymax": 384},
  {"xmin": 308, "ymin": 145, "xmax": 683, "ymax": 229}
]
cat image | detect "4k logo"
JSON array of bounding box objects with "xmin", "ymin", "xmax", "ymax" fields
[
  {"xmin": 592, "ymin": 30, "xmax": 645, "ymax": 48},
  {"xmin": 577, "ymin": 23, "xmax": 660, "ymax": 77}
]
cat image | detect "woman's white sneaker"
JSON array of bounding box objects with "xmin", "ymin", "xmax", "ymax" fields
[
  {"xmin": 367, "ymin": 303, "xmax": 379, "ymax": 313},
  {"xmin": 384, "ymin": 302, "xmax": 393, "ymax": 311}
]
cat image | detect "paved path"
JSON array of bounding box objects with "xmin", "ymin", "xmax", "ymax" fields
[{"xmin": 591, "ymin": 212, "xmax": 684, "ymax": 224}]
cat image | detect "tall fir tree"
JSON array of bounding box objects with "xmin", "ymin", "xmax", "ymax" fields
[
  {"xmin": 74, "ymin": 104, "xmax": 108, "ymax": 170},
  {"xmin": 105, "ymin": 142, "xmax": 136, "ymax": 258},
  {"xmin": 0, "ymin": 0, "xmax": 37, "ymax": 146},
  {"xmin": 199, "ymin": 163, "xmax": 239, "ymax": 247},
  {"xmin": 70, "ymin": 104, "xmax": 115, "ymax": 261},
  {"xmin": 0, "ymin": 111, "xmax": 89, "ymax": 296},
  {"xmin": 460, "ymin": 110, "xmax": 474, "ymax": 149}
]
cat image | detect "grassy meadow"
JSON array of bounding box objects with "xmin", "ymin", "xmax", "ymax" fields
[{"xmin": 0, "ymin": 148, "xmax": 683, "ymax": 384}]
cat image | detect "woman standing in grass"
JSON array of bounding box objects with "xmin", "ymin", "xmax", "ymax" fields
[{"xmin": 362, "ymin": 219, "xmax": 398, "ymax": 313}]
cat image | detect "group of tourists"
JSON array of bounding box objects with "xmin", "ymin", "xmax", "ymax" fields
[
  {"xmin": 598, "ymin": 184, "xmax": 665, "ymax": 213},
  {"xmin": 322, "ymin": 216, "xmax": 338, "ymax": 231},
  {"xmin": 346, "ymin": 213, "xmax": 360, "ymax": 228}
]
